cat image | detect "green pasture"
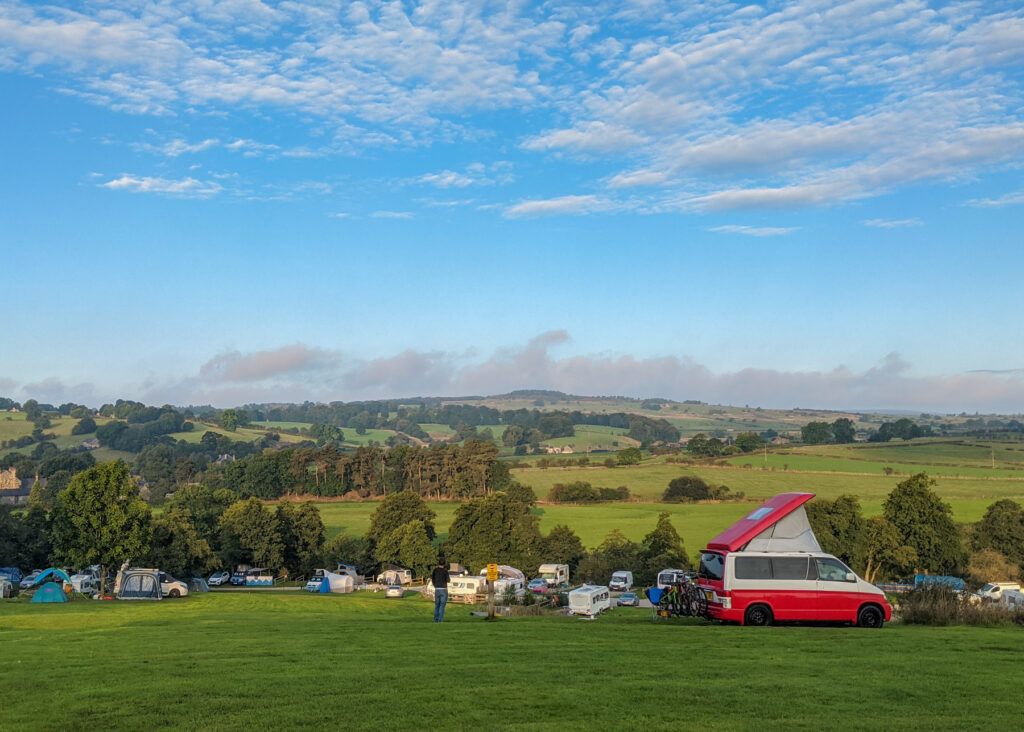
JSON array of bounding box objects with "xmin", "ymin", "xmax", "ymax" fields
[
  {"xmin": 512, "ymin": 461, "xmax": 1024, "ymax": 504},
  {"xmin": 722, "ymin": 451, "xmax": 1024, "ymax": 478},
  {"xmin": 794, "ymin": 439, "xmax": 1024, "ymax": 469},
  {"xmin": 257, "ymin": 420, "xmax": 312, "ymax": 430},
  {"xmin": 419, "ymin": 423, "xmax": 456, "ymax": 439},
  {"xmin": 0, "ymin": 415, "xmax": 115, "ymax": 456},
  {"xmin": 541, "ymin": 426, "xmax": 639, "ymax": 452},
  {"xmin": 2, "ymin": 592, "xmax": 1022, "ymax": 730}
]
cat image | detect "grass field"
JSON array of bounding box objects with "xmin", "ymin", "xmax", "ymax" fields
[{"xmin": 2, "ymin": 591, "xmax": 1022, "ymax": 730}]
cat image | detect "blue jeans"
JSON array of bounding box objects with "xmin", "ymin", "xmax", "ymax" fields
[{"xmin": 434, "ymin": 588, "xmax": 448, "ymax": 622}]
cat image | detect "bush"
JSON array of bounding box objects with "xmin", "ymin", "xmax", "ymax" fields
[
  {"xmin": 549, "ymin": 482, "xmax": 601, "ymax": 503},
  {"xmin": 663, "ymin": 476, "xmax": 710, "ymax": 502},
  {"xmin": 898, "ymin": 586, "xmax": 1024, "ymax": 626}
]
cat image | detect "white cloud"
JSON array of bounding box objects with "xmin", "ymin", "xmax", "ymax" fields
[
  {"xmin": 965, "ymin": 189, "xmax": 1024, "ymax": 208},
  {"xmin": 504, "ymin": 194, "xmax": 610, "ymax": 218},
  {"xmin": 708, "ymin": 225, "xmax": 799, "ymax": 237},
  {"xmin": 101, "ymin": 174, "xmax": 222, "ymax": 196},
  {"xmin": 862, "ymin": 218, "xmax": 924, "ymax": 228},
  {"xmin": 371, "ymin": 210, "xmax": 414, "ymax": 219}
]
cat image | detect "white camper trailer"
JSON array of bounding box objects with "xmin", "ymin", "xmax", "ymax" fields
[
  {"xmin": 449, "ymin": 575, "xmax": 488, "ymax": 603},
  {"xmin": 568, "ymin": 585, "xmax": 611, "ymax": 617}
]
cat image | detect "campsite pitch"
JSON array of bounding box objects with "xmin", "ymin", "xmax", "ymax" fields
[{"xmin": 2, "ymin": 591, "xmax": 1022, "ymax": 730}]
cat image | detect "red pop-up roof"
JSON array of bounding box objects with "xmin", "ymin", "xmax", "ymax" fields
[{"xmin": 705, "ymin": 492, "xmax": 815, "ymax": 552}]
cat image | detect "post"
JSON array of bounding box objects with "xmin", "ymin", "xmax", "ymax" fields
[{"xmin": 486, "ymin": 563, "xmax": 498, "ymax": 619}]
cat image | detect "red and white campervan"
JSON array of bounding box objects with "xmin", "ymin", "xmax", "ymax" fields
[{"xmin": 697, "ymin": 493, "xmax": 891, "ymax": 627}]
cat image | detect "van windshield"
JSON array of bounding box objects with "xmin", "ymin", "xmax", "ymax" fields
[{"xmin": 698, "ymin": 553, "xmax": 725, "ymax": 581}]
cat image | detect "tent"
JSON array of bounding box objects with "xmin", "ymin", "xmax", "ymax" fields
[
  {"xmin": 30, "ymin": 582, "xmax": 67, "ymax": 603},
  {"xmin": 319, "ymin": 571, "xmax": 355, "ymax": 594},
  {"xmin": 116, "ymin": 569, "xmax": 162, "ymax": 600},
  {"xmin": 188, "ymin": 577, "xmax": 211, "ymax": 593},
  {"xmin": 705, "ymin": 493, "xmax": 821, "ymax": 553}
]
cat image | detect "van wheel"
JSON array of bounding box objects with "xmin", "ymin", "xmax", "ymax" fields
[
  {"xmin": 168, "ymin": 589, "xmax": 180, "ymax": 598},
  {"xmin": 857, "ymin": 605, "xmax": 884, "ymax": 628},
  {"xmin": 744, "ymin": 604, "xmax": 773, "ymax": 626}
]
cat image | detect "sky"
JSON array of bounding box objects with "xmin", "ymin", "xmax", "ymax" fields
[{"xmin": 1, "ymin": 0, "xmax": 1023, "ymax": 413}]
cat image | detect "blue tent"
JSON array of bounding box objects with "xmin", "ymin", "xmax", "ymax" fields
[{"xmin": 30, "ymin": 581, "xmax": 68, "ymax": 603}]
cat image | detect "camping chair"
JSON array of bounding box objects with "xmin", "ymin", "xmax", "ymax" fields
[{"xmin": 645, "ymin": 586, "xmax": 665, "ymax": 621}]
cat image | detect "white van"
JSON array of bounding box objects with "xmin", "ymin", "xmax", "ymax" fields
[
  {"xmin": 568, "ymin": 585, "xmax": 611, "ymax": 616},
  {"xmin": 656, "ymin": 568, "xmax": 688, "ymax": 590},
  {"xmin": 973, "ymin": 582, "xmax": 1021, "ymax": 603},
  {"xmin": 609, "ymin": 571, "xmax": 633, "ymax": 592}
]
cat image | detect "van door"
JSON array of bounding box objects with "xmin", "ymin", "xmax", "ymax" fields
[
  {"xmin": 814, "ymin": 556, "xmax": 859, "ymax": 621},
  {"xmin": 769, "ymin": 557, "xmax": 815, "ymax": 620}
]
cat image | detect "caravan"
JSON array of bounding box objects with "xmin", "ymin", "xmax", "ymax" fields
[
  {"xmin": 568, "ymin": 585, "xmax": 611, "ymax": 616},
  {"xmin": 698, "ymin": 493, "xmax": 892, "ymax": 628}
]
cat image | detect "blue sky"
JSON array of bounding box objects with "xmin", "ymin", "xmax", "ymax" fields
[{"xmin": 1, "ymin": 0, "xmax": 1023, "ymax": 412}]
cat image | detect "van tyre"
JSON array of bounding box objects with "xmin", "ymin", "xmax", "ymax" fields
[
  {"xmin": 168, "ymin": 589, "xmax": 180, "ymax": 598},
  {"xmin": 744, "ymin": 604, "xmax": 773, "ymax": 626},
  {"xmin": 857, "ymin": 604, "xmax": 884, "ymax": 628}
]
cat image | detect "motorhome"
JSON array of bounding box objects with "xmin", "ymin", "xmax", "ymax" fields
[
  {"xmin": 609, "ymin": 571, "xmax": 633, "ymax": 592},
  {"xmin": 697, "ymin": 493, "xmax": 892, "ymax": 628},
  {"xmin": 537, "ymin": 563, "xmax": 569, "ymax": 588},
  {"xmin": 656, "ymin": 568, "xmax": 688, "ymax": 590},
  {"xmin": 568, "ymin": 585, "xmax": 611, "ymax": 617}
]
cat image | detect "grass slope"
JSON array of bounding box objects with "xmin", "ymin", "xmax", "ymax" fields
[{"xmin": 2, "ymin": 592, "xmax": 1021, "ymax": 730}]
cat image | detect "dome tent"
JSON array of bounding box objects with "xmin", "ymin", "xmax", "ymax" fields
[{"xmin": 30, "ymin": 582, "xmax": 67, "ymax": 603}]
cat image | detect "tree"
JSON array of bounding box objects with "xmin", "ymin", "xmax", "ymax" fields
[
  {"xmin": 441, "ymin": 492, "xmax": 542, "ymax": 573},
  {"xmin": 374, "ymin": 519, "xmax": 437, "ymax": 578},
  {"xmin": 548, "ymin": 481, "xmax": 601, "ymax": 503},
  {"xmin": 71, "ymin": 417, "xmax": 97, "ymax": 435},
  {"xmin": 324, "ymin": 534, "xmax": 374, "ymax": 574},
  {"xmin": 966, "ymin": 549, "xmax": 1019, "ymax": 585},
  {"xmin": 219, "ymin": 409, "xmax": 239, "ymax": 432},
  {"xmin": 276, "ymin": 502, "xmax": 326, "ymax": 577},
  {"xmin": 638, "ymin": 513, "xmax": 689, "ymax": 585},
  {"xmin": 51, "ymin": 461, "xmax": 152, "ymax": 592},
  {"xmin": 616, "ymin": 447, "xmax": 642, "ymax": 466},
  {"xmin": 662, "ymin": 476, "xmax": 710, "ymax": 503},
  {"xmin": 831, "ymin": 418, "xmax": 856, "ymax": 444},
  {"xmin": 971, "ymin": 499, "xmax": 1024, "ymax": 568},
  {"xmin": 166, "ymin": 485, "xmax": 234, "ymax": 545},
  {"xmin": 367, "ymin": 491, "xmax": 436, "ymax": 545},
  {"xmin": 805, "ymin": 495, "xmax": 866, "ymax": 570},
  {"xmin": 575, "ymin": 530, "xmax": 640, "ymax": 585},
  {"xmin": 883, "ymin": 473, "xmax": 966, "ymax": 575},
  {"xmin": 863, "ymin": 516, "xmax": 917, "ymax": 582},
  {"xmin": 505, "ymin": 482, "xmax": 537, "ymax": 509},
  {"xmin": 734, "ymin": 432, "xmax": 762, "ymax": 453},
  {"xmin": 686, "ymin": 433, "xmax": 710, "ymax": 457},
  {"xmin": 801, "ymin": 422, "xmax": 833, "ymax": 444},
  {"xmin": 148, "ymin": 508, "xmax": 215, "ymax": 578},
  {"xmin": 542, "ymin": 524, "xmax": 586, "ymax": 572},
  {"xmin": 217, "ymin": 498, "xmax": 284, "ymax": 570},
  {"xmin": 502, "ymin": 425, "xmax": 525, "ymax": 447}
]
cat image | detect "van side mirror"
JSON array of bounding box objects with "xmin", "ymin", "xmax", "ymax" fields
[{"xmin": 845, "ymin": 572, "xmax": 856, "ymax": 582}]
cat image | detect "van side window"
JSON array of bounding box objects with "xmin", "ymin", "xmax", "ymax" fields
[
  {"xmin": 816, "ymin": 558, "xmax": 853, "ymax": 582},
  {"xmin": 771, "ymin": 557, "xmax": 809, "ymax": 580},
  {"xmin": 735, "ymin": 557, "xmax": 772, "ymax": 579}
]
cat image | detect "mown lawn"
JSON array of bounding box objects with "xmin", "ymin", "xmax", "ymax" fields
[{"xmin": 2, "ymin": 592, "xmax": 1021, "ymax": 730}]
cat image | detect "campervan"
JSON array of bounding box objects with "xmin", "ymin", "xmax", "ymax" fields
[
  {"xmin": 568, "ymin": 585, "xmax": 611, "ymax": 616},
  {"xmin": 656, "ymin": 568, "xmax": 688, "ymax": 590},
  {"xmin": 697, "ymin": 493, "xmax": 892, "ymax": 627},
  {"xmin": 537, "ymin": 564, "xmax": 570, "ymax": 588},
  {"xmin": 609, "ymin": 571, "xmax": 633, "ymax": 592}
]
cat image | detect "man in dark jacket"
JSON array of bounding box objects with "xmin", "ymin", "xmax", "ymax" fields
[{"xmin": 431, "ymin": 558, "xmax": 450, "ymax": 623}]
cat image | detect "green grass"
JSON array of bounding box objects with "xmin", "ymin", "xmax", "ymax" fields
[
  {"xmin": 541, "ymin": 426, "xmax": 639, "ymax": 452},
  {"xmin": 2, "ymin": 592, "xmax": 1022, "ymax": 730}
]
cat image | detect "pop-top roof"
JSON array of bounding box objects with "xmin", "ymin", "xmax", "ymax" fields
[{"xmin": 705, "ymin": 493, "xmax": 817, "ymax": 552}]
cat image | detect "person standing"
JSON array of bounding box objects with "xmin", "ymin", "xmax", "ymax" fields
[{"xmin": 431, "ymin": 557, "xmax": 450, "ymax": 623}]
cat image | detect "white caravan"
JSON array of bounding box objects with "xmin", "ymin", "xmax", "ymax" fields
[
  {"xmin": 568, "ymin": 585, "xmax": 611, "ymax": 617},
  {"xmin": 448, "ymin": 575, "xmax": 488, "ymax": 602}
]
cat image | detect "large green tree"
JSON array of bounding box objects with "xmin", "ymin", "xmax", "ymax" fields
[
  {"xmin": 166, "ymin": 485, "xmax": 235, "ymax": 545},
  {"xmin": 882, "ymin": 473, "xmax": 966, "ymax": 575},
  {"xmin": 217, "ymin": 497, "xmax": 284, "ymax": 570},
  {"xmin": 441, "ymin": 491, "xmax": 542, "ymax": 574},
  {"xmin": 276, "ymin": 502, "xmax": 326, "ymax": 577},
  {"xmin": 375, "ymin": 519, "xmax": 437, "ymax": 578},
  {"xmin": 806, "ymin": 495, "xmax": 866, "ymax": 570},
  {"xmin": 148, "ymin": 508, "xmax": 215, "ymax": 578},
  {"xmin": 638, "ymin": 512, "xmax": 690, "ymax": 585},
  {"xmin": 575, "ymin": 530, "xmax": 640, "ymax": 585},
  {"xmin": 801, "ymin": 422, "xmax": 833, "ymax": 445},
  {"xmin": 541, "ymin": 524, "xmax": 586, "ymax": 572},
  {"xmin": 367, "ymin": 490, "xmax": 436, "ymax": 545},
  {"xmin": 971, "ymin": 499, "xmax": 1024, "ymax": 568},
  {"xmin": 51, "ymin": 461, "xmax": 152, "ymax": 591}
]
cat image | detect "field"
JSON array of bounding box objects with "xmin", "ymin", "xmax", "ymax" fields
[{"xmin": 2, "ymin": 591, "xmax": 1022, "ymax": 730}]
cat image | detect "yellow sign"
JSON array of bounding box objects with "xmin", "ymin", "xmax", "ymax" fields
[{"xmin": 486, "ymin": 564, "xmax": 498, "ymax": 581}]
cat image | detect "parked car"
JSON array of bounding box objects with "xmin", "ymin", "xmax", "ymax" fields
[
  {"xmin": 19, "ymin": 569, "xmax": 43, "ymax": 590},
  {"xmin": 528, "ymin": 578, "xmax": 549, "ymax": 594},
  {"xmin": 385, "ymin": 585, "xmax": 404, "ymax": 598},
  {"xmin": 208, "ymin": 571, "xmax": 230, "ymax": 586},
  {"xmin": 618, "ymin": 591, "xmax": 640, "ymax": 607},
  {"xmin": 159, "ymin": 572, "xmax": 189, "ymax": 598}
]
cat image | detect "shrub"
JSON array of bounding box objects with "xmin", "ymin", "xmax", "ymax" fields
[
  {"xmin": 898, "ymin": 586, "xmax": 1024, "ymax": 626},
  {"xmin": 662, "ymin": 476, "xmax": 710, "ymax": 502}
]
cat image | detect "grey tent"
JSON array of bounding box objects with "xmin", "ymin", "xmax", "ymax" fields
[
  {"xmin": 116, "ymin": 569, "xmax": 162, "ymax": 600},
  {"xmin": 188, "ymin": 577, "xmax": 210, "ymax": 593}
]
